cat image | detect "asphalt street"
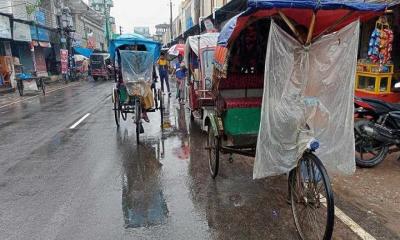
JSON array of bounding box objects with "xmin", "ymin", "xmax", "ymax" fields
[{"xmin": 0, "ymin": 80, "xmax": 399, "ymax": 240}]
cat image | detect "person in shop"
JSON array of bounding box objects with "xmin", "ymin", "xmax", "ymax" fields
[{"xmin": 157, "ymin": 52, "xmax": 171, "ymax": 97}]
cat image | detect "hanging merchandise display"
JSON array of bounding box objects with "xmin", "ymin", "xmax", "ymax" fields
[{"xmin": 368, "ymin": 16, "xmax": 393, "ymax": 65}]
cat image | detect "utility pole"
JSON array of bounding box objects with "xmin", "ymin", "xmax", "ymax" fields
[
  {"xmin": 169, "ymin": 0, "xmax": 173, "ymax": 43},
  {"xmin": 103, "ymin": 0, "xmax": 109, "ymax": 49}
]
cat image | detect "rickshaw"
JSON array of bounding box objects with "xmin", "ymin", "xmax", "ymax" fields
[
  {"xmin": 110, "ymin": 34, "xmax": 163, "ymax": 143},
  {"xmin": 90, "ymin": 53, "xmax": 113, "ymax": 81},
  {"xmin": 184, "ymin": 32, "xmax": 219, "ymax": 128},
  {"xmin": 204, "ymin": 1, "xmax": 388, "ymax": 239}
]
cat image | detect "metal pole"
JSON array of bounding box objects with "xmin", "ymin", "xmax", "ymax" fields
[
  {"xmin": 169, "ymin": 0, "xmax": 173, "ymax": 43},
  {"xmin": 103, "ymin": 0, "xmax": 109, "ymax": 50}
]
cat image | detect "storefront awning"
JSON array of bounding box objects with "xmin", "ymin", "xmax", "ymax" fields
[
  {"xmin": 33, "ymin": 41, "xmax": 51, "ymax": 48},
  {"xmin": 73, "ymin": 47, "xmax": 93, "ymax": 58}
]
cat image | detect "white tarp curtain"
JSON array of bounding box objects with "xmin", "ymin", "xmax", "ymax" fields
[
  {"xmin": 120, "ymin": 50, "xmax": 153, "ymax": 96},
  {"xmin": 254, "ymin": 20, "xmax": 358, "ymax": 179}
]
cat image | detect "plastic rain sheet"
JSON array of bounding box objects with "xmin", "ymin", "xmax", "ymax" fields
[
  {"xmin": 120, "ymin": 50, "xmax": 153, "ymax": 97},
  {"xmin": 254, "ymin": 20, "xmax": 358, "ymax": 179}
]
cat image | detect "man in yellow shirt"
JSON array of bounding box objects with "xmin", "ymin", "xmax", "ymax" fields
[{"xmin": 157, "ymin": 53, "xmax": 171, "ymax": 97}]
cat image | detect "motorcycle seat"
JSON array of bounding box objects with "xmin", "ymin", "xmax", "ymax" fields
[
  {"xmin": 361, "ymin": 97, "xmax": 400, "ymax": 111},
  {"xmin": 385, "ymin": 103, "xmax": 400, "ymax": 111}
]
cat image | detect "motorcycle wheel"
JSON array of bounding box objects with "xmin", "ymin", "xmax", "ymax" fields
[{"xmin": 354, "ymin": 120, "xmax": 388, "ymax": 168}]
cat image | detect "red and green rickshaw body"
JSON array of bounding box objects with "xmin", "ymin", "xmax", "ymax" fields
[
  {"xmin": 213, "ymin": 46, "xmax": 264, "ymax": 137},
  {"xmin": 211, "ymin": 3, "xmax": 385, "ymax": 138}
]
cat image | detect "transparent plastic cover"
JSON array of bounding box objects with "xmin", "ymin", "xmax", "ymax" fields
[
  {"xmin": 120, "ymin": 50, "xmax": 154, "ymax": 96},
  {"xmin": 254, "ymin": 20, "xmax": 358, "ymax": 179}
]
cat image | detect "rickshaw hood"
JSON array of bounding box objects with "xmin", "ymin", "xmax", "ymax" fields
[{"xmin": 218, "ymin": 0, "xmax": 388, "ymax": 47}]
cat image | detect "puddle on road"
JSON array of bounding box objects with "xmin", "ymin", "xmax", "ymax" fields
[{"xmin": 117, "ymin": 129, "xmax": 169, "ymax": 228}]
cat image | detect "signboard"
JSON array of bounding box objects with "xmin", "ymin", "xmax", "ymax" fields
[
  {"xmin": 60, "ymin": 49, "xmax": 68, "ymax": 74},
  {"xmin": 13, "ymin": 22, "xmax": 32, "ymax": 42},
  {"xmin": 203, "ymin": 19, "xmax": 216, "ymax": 33},
  {"xmin": 35, "ymin": 10, "xmax": 46, "ymax": 25},
  {"xmin": 30, "ymin": 26, "xmax": 50, "ymax": 41},
  {"xmin": 87, "ymin": 36, "xmax": 96, "ymax": 49},
  {"xmin": 0, "ymin": 15, "xmax": 11, "ymax": 39}
]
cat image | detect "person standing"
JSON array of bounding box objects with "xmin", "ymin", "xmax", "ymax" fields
[
  {"xmin": 157, "ymin": 53, "xmax": 171, "ymax": 97},
  {"xmin": 175, "ymin": 59, "xmax": 187, "ymax": 104}
]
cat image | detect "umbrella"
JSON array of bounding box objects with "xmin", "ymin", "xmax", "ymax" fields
[{"xmin": 168, "ymin": 44, "xmax": 185, "ymax": 57}]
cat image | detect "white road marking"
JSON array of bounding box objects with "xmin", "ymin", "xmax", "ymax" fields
[
  {"xmin": 320, "ymin": 195, "xmax": 376, "ymax": 240},
  {"xmin": 334, "ymin": 206, "xmax": 376, "ymax": 240},
  {"xmin": 69, "ymin": 113, "xmax": 90, "ymax": 129},
  {"xmin": 0, "ymin": 82, "xmax": 80, "ymax": 110}
]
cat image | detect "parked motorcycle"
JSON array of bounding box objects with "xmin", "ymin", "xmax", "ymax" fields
[{"xmin": 354, "ymin": 93, "xmax": 400, "ymax": 167}]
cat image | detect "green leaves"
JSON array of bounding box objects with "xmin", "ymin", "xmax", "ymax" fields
[{"xmin": 26, "ymin": 0, "xmax": 43, "ymax": 15}]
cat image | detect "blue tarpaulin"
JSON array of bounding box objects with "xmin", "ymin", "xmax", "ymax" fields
[
  {"xmin": 246, "ymin": 0, "xmax": 388, "ymax": 11},
  {"xmin": 109, "ymin": 33, "xmax": 161, "ymax": 62},
  {"xmin": 218, "ymin": 0, "xmax": 388, "ymax": 46},
  {"xmin": 30, "ymin": 26, "xmax": 50, "ymax": 41},
  {"xmin": 73, "ymin": 47, "xmax": 93, "ymax": 58}
]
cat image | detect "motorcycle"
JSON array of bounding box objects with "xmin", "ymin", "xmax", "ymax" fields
[{"xmin": 354, "ymin": 85, "xmax": 400, "ymax": 167}]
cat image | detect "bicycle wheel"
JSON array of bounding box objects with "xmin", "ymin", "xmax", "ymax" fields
[
  {"xmin": 354, "ymin": 120, "xmax": 388, "ymax": 167},
  {"xmin": 135, "ymin": 99, "xmax": 141, "ymax": 144},
  {"xmin": 206, "ymin": 122, "xmax": 220, "ymax": 179},
  {"xmin": 289, "ymin": 153, "xmax": 335, "ymax": 240},
  {"xmin": 113, "ymin": 90, "xmax": 121, "ymax": 127}
]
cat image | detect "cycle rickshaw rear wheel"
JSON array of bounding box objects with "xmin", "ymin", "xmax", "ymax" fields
[
  {"xmin": 134, "ymin": 99, "xmax": 141, "ymax": 144},
  {"xmin": 289, "ymin": 153, "xmax": 335, "ymax": 240},
  {"xmin": 206, "ymin": 122, "xmax": 220, "ymax": 179},
  {"xmin": 113, "ymin": 90, "xmax": 121, "ymax": 127}
]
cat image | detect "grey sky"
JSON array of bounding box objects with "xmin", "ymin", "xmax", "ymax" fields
[{"xmin": 110, "ymin": 0, "xmax": 182, "ymax": 34}]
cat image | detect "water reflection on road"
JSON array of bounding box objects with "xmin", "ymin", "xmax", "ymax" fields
[{"xmin": 117, "ymin": 129, "xmax": 168, "ymax": 228}]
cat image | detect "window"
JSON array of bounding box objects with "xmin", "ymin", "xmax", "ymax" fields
[
  {"xmin": 380, "ymin": 77, "xmax": 389, "ymax": 92},
  {"xmin": 358, "ymin": 76, "xmax": 376, "ymax": 92}
]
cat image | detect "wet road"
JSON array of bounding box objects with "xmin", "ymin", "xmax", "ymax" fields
[{"xmin": 0, "ymin": 81, "xmax": 399, "ymax": 239}]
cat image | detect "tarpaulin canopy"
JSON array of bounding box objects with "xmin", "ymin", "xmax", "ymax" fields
[
  {"xmin": 254, "ymin": 20, "xmax": 359, "ymax": 178},
  {"xmin": 185, "ymin": 32, "xmax": 219, "ymax": 57},
  {"xmin": 184, "ymin": 32, "xmax": 219, "ymax": 71},
  {"xmin": 109, "ymin": 33, "xmax": 161, "ymax": 62},
  {"xmin": 218, "ymin": 0, "xmax": 388, "ymax": 47},
  {"xmin": 73, "ymin": 47, "xmax": 93, "ymax": 58}
]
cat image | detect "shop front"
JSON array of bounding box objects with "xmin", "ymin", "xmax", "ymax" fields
[
  {"xmin": 11, "ymin": 21, "xmax": 34, "ymax": 75},
  {"xmin": 30, "ymin": 25, "xmax": 51, "ymax": 77},
  {"xmin": 0, "ymin": 14, "xmax": 14, "ymax": 90},
  {"xmin": 355, "ymin": 7, "xmax": 400, "ymax": 103}
]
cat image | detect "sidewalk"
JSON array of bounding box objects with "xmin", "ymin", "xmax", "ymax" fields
[{"xmin": 0, "ymin": 77, "xmax": 82, "ymax": 108}]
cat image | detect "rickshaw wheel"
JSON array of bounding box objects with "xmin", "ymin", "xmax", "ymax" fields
[
  {"xmin": 289, "ymin": 153, "xmax": 334, "ymax": 240},
  {"xmin": 41, "ymin": 78, "xmax": 46, "ymax": 95},
  {"xmin": 134, "ymin": 99, "xmax": 141, "ymax": 143},
  {"xmin": 206, "ymin": 122, "xmax": 220, "ymax": 178},
  {"xmin": 158, "ymin": 89, "xmax": 164, "ymax": 129},
  {"xmin": 113, "ymin": 90, "xmax": 121, "ymax": 127},
  {"xmin": 17, "ymin": 80, "xmax": 24, "ymax": 96},
  {"xmin": 121, "ymin": 106, "xmax": 128, "ymax": 121}
]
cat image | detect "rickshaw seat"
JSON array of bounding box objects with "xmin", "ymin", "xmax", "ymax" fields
[{"xmin": 224, "ymin": 97, "xmax": 262, "ymax": 109}]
